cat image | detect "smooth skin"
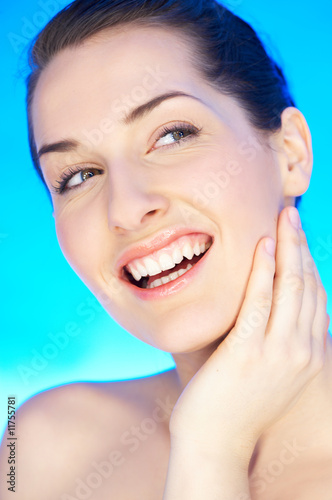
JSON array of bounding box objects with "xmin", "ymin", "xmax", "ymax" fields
[
  {"xmin": 165, "ymin": 208, "xmax": 329, "ymax": 499},
  {"xmin": 0, "ymin": 26, "xmax": 331, "ymax": 499}
]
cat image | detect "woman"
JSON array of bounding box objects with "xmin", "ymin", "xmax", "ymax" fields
[{"xmin": 1, "ymin": 0, "xmax": 331, "ymax": 498}]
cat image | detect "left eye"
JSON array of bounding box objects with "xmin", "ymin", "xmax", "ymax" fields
[
  {"xmin": 66, "ymin": 169, "xmax": 97, "ymax": 188},
  {"xmin": 52, "ymin": 166, "xmax": 103, "ymax": 195},
  {"xmin": 153, "ymin": 124, "xmax": 200, "ymax": 150}
]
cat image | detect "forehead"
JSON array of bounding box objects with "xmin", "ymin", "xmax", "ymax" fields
[{"xmin": 32, "ymin": 26, "xmax": 209, "ymax": 147}]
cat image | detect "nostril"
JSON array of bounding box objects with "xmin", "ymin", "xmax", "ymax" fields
[
  {"xmin": 142, "ymin": 209, "xmax": 159, "ymax": 222},
  {"xmin": 141, "ymin": 207, "xmax": 165, "ymax": 223}
]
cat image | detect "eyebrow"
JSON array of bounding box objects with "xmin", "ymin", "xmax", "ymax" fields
[
  {"xmin": 37, "ymin": 91, "xmax": 202, "ymax": 159},
  {"xmin": 37, "ymin": 139, "xmax": 79, "ymax": 159}
]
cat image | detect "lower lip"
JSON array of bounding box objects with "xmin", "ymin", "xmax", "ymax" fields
[{"xmin": 121, "ymin": 244, "xmax": 213, "ymax": 301}]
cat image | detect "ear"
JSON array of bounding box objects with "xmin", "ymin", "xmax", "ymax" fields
[{"xmin": 275, "ymin": 107, "xmax": 313, "ymax": 205}]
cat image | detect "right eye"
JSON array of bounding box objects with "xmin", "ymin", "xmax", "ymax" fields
[{"xmin": 52, "ymin": 166, "xmax": 103, "ymax": 194}]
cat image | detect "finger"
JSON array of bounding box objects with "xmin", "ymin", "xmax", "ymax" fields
[
  {"xmin": 304, "ymin": 261, "xmax": 329, "ymax": 374},
  {"xmin": 311, "ymin": 259, "xmax": 328, "ymax": 348},
  {"xmin": 325, "ymin": 315, "xmax": 330, "ymax": 350},
  {"xmin": 296, "ymin": 228, "xmax": 317, "ymax": 338},
  {"xmin": 226, "ymin": 236, "xmax": 276, "ymax": 350},
  {"xmin": 268, "ymin": 207, "xmax": 304, "ymax": 337}
]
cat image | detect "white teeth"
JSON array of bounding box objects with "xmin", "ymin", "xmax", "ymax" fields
[
  {"xmin": 147, "ymin": 263, "xmax": 193, "ymax": 289},
  {"xmin": 136, "ymin": 261, "xmax": 148, "ymax": 277},
  {"xmin": 177, "ymin": 267, "xmax": 188, "ymax": 277},
  {"xmin": 169, "ymin": 269, "xmax": 180, "ymax": 281},
  {"xmin": 142, "ymin": 257, "xmax": 162, "ymax": 277},
  {"xmin": 172, "ymin": 247, "xmax": 184, "ymax": 265},
  {"xmin": 149, "ymin": 278, "xmax": 163, "ymax": 289},
  {"xmin": 158, "ymin": 253, "xmax": 176, "ymax": 272},
  {"xmin": 125, "ymin": 237, "xmax": 213, "ymax": 283},
  {"xmin": 193, "ymin": 241, "xmax": 201, "ymax": 256},
  {"xmin": 130, "ymin": 267, "xmax": 142, "ymax": 282},
  {"xmin": 182, "ymin": 242, "xmax": 194, "ymax": 260}
]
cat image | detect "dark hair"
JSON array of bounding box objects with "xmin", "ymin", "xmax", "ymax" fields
[{"xmin": 26, "ymin": 0, "xmax": 301, "ymax": 207}]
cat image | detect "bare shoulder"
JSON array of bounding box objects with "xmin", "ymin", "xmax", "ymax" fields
[
  {"xmin": 263, "ymin": 457, "xmax": 332, "ymax": 500},
  {"xmin": 0, "ymin": 370, "xmax": 178, "ymax": 500}
]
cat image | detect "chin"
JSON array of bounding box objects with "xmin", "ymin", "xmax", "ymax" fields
[{"xmin": 105, "ymin": 298, "xmax": 239, "ymax": 355}]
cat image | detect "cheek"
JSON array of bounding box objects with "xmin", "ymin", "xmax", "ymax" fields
[
  {"xmin": 180, "ymin": 139, "xmax": 281, "ymax": 228},
  {"xmin": 54, "ymin": 200, "xmax": 106, "ymax": 280},
  {"xmin": 216, "ymin": 150, "xmax": 281, "ymax": 260},
  {"xmin": 189, "ymin": 141, "xmax": 280, "ymax": 303}
]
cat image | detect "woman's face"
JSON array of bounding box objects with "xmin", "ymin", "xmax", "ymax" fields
[{"xmin": 33, "ymin": 26, "xmax": 286, "ymax": 353}]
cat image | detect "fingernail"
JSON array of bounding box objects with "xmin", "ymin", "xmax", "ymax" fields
[
  {"xmin": 288, "ymin": 207, "xmax": 301, "ymax": 229},
  {"xmin": 265, "ymin": 238, "xmax": 276, "ymax": 256}
]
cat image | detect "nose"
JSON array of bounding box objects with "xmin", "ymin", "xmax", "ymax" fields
[{"xmin": 107, "ymin": 165, "xmax": 170, "ymax": 233}]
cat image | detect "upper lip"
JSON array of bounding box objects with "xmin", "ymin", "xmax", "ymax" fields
[{"xmin": 116, "ymin": 226, "xmax": 214, "ymax": 277}]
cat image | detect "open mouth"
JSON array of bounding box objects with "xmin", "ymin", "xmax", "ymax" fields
[{"xmin": 122, "ymin": 234, "xmax": 213, "ymax": 290}]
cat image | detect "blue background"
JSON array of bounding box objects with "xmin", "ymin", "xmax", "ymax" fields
[{"xmin": 1, "ymin": 0, "xmax": 331, "ymax": 434}]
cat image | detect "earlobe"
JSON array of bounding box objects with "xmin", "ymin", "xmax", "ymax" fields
[{"xmin": 278, "ymin": 107, "xmax": 313, "ymax": 198}]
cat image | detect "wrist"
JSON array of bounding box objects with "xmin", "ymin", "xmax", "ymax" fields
[
  {"xmin": 164, "ymin": 437, "xmax": 251, "ymax": 500},
  {"xmin": 169, "ymin": 429, "xmax": 255, "ymax": 470},
  {"xmin": 169, "ymin": 433, "xmax": 252, "ymax": 473}
]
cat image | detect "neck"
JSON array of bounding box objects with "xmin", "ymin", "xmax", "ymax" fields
[{"xmin": 172, "ymin": 337, "xmax": 223, "ymax": 389}]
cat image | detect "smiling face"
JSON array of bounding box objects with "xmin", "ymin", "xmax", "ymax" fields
[{"xmin": 32, "ymin": 25, "xmax": 288, "ymax": 353}]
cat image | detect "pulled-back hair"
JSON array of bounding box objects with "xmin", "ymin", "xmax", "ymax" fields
[{"xmin": 26, "ymin": 0, "xmax": 300, "ymax": 206}]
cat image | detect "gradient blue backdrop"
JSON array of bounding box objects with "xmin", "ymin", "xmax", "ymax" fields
[{"xmin": 1, "ymin": 0, "xmax": 331, "ymax": 434}]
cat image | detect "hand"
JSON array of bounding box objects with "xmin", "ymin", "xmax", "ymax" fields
[{"xmin": 169, "ymin": 206, "xmax": 328, "ymax": 464}]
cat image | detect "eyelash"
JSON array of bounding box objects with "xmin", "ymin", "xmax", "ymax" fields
[{"xmin": 51, "ymin": 122, "xmax": 201, "ymax": 195}]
